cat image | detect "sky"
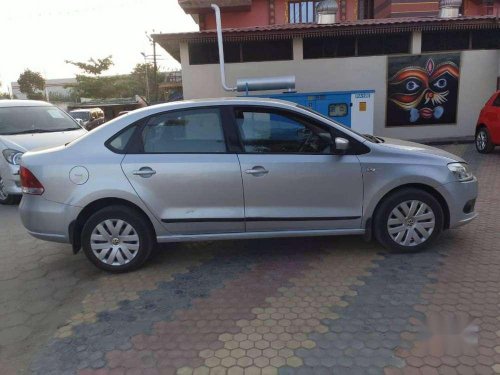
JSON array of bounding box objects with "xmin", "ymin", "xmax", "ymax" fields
[{"xmin": 0, "ymin": 0, "xmax": 198, "ymax": 93}]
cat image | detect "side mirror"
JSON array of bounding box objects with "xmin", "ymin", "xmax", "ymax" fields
[{"xmin": 334, "ymin": 137, "xmax": 349, "ymax": 155}]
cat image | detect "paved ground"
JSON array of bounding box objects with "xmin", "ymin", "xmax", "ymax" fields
[{"xmin": 0, "ymin": 143, "xmax": 499, "ymax": 375}]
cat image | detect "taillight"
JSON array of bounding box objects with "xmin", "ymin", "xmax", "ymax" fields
[{"xmin": 20, "ymin": 167, "xmax": 44, "ymax": 195}]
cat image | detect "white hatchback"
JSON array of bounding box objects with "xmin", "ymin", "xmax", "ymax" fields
[{"xmin": 0, "ymin": 100, "xmax": 86, "ymax": 204}]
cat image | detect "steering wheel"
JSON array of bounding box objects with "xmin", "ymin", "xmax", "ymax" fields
[{"xmin": 298, "ymin": 131, "xmax": 315, "ymax": 153}]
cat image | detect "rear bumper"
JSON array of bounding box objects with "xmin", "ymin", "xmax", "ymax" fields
[
  {"xmin": 436, "ymin": 177, "xmax": 478, "ymax": 229},
  {"xmin": 19, "ymin": 195, "xmax": 81, "ymax": 243}
]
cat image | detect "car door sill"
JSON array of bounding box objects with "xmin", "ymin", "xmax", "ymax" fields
[{"xmin": 156, "ymin": 228, "xmax": 365, "ymax": 243}]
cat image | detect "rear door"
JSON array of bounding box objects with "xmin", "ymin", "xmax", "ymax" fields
[
  {"xmin": 233, "ymin": 106, "xmax": 364, "ymax": 232},
  {"xmin": 121, "ymin": 106, "xmax": 245, "ymax": 235}
]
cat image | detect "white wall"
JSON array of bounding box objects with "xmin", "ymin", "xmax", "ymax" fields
[{"xmin": 180, "ymin": 41, "xmax": 500, "ymax": 141}]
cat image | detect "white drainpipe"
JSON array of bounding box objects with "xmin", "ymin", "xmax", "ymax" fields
[
  {"xmin": 211, "ymin": 3, "xmax": 296, "ymax": 93},
  {"xmin": 211, "ymin": 4, "xmax": 237, "ymax": 92}
]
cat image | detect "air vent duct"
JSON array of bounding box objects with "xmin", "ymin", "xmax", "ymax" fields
[
  {"xmin": 439, "ymin": 0, "xmax": 462, "ymax": 18},
  {"xmin": 316, "ymin": 0, "xmax": 338, "ymax": 24}
]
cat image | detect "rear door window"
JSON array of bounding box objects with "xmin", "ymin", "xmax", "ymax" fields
[{"xmin": 141, "ymin": 108, "xmax": 227, "ymax": 153}]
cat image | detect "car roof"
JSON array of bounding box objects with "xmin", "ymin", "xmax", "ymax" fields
[
  {"xmin": 177, "ymin": 97, "xmax": 297, "ymax": 107},
  {"xmin": 139, "ymin": 97, "xmax": 300, "ymax": 114},
  {"xmin": 0, "ymin": 99, "xmax": 52, "ymax": 108}
]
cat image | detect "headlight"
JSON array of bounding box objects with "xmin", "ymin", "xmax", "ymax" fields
[
  {"xmin": 448, "ymin": 162, "xmax": 473, "ymax": 182},
  {"xmin": 2, "ymin": 149, "xmax": 24, "ymax": 165}
]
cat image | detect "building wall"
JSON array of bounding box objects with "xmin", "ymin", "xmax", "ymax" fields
[
  {"xmin": 203, "ymin": 0, "xmax": 272, "ymax": 29},
  {"xmin": 180, "ymin": 40, "xmax": 499, "ymax": 141},
  {"xmin": 464, "ymin": 0, "xmax": 500, "ymax": 16},
  {"xmin": 11, "ymin": 78, "xmax": 76, "ymax": 100},
  {"xmin": 197, "ymin": 0, "xmax": 500, "ymax": 30}
]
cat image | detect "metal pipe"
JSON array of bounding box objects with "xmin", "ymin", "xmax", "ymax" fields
[
  {"xmin": 211, "ymin": 4, "xmax": 237, "ymax": 92},
  {"xmin": 236, "ymin": 76, "xmax": 296, "ymax": 93}
]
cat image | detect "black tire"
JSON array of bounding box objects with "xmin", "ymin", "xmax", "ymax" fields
[
  {"xmin": 0, "ymin": 176, "xmax": 21, "ymax": 205},
  {"xmin": 81, "ymin": 205, "xmax": 154, "ymax": 272},
  {"xmin": 0, "ymin": 194, "xmax": 21, "ymax": 205},
  {"xmin": 373, "ymin": 188, "xmax": 444, "ymax": 253},
  {"xmin": 475, "ymin": 127, "xmax": 495, "ymax": 154}
]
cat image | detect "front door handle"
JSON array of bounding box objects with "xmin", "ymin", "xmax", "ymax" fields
[
  {"xmin": 132, "ymin": 167, "xmax": 156, "ymax": 178},
  {"xmin": 245, "ymin": 166, "xmax": 269, "ymax": 176}
]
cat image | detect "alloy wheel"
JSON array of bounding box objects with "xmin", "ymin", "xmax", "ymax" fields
[
  {"xmin": 387, "ymin": 200, "xmax": 436, "ymax": 247},
  {"xmin": 476, "ymin": 130, "xmax": 487, "ymax": 151},
  {"xmin": 0, "ymin": 176, "xmax": 8, "ymax": 201},
  {"xmin": 90, "ymin": 219, "xmax": 140, "ymax": 266}
]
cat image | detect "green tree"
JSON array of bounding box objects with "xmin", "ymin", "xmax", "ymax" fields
[
  {"xmin": 66, "ymin": 56, "xmax": 117, "ymax": 99},
  {"xmin": 65, "ymin": 56, "xmax": 113, "ymax": 75},
  {"xmin": 17, "ymin": 69, "xmax": 45, "ymax": 100},
  {"xmin": 128, "ymin": 63, "xmax": 157, "ymax": 99}
]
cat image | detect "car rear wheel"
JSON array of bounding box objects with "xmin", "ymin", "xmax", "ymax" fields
[
  {"xmin": 374, "ymin": 188, "xmax": 444, "ymax": 252},
  {"xmin": 81, "ymin": 205, "xmax": 154, "ymax": 272},
  {"xmin": 475, "ymin": 127, "xmax": 494, "ymax": 154},
  {"xmin": 0, "ymin": 175, "xmax": 21, "ymax": 205}
]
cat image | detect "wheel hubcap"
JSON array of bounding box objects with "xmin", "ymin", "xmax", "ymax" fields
[
  {"xmin": 90, "ymin": 219, "xmax": 140, "ymax": 266},
  {"xmin": 0, "ymin": 176, "xmax": 8, "ymax": 200},
  {"xmin": 476, "ymin": 131, "xmax": 486, "ymax": 150},
  {"xmin": 387, "ymin": 200, "xmax": 435, "ymax": 247}
]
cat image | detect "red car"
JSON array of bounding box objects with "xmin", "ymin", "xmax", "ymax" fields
[{"xmin": 476, "ymin": 90, "xmax": 500, "ymax": 153}]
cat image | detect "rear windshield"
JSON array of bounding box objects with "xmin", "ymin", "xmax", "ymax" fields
[
  {"xmin": 70, "ymin": 111, "xmax": 90, "ymax": 121},
  {"xmin": 0, "ymin": 106, "xmax": 81, "ymax": 135}
]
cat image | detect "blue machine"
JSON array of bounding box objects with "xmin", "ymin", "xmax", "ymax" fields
[{"xmin": 251, "ymin": 90, "xmax": 375, "ymax": 130}]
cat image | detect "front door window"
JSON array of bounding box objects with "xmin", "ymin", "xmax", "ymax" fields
[{"xmin": 235, "ymin": 109, "xmax": 332, "ymax": 154}]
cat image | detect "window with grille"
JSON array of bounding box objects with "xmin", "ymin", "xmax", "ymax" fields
[{"xmin": 288, "ymin": 1, "xmax": 320, "ymax": 23}]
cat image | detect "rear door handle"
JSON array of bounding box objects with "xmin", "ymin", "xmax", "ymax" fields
[
  {"xmin": 132, "ymin": 167, "xmax": 156, "ymax": 178},
  {"xmin": 245, "ymin": 166, "xmax": 269, "ymax": 176}
]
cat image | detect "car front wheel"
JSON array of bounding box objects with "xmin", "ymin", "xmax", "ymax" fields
[
  {"xmin": 81, "ymin": 205, "xmax": 154, "ymax": 272},
  {"xmin": 475, "ymin": 127, "xmax": 494, "ymax": 154},
  {"xmin": 0, "ymin": 175, "xmax": 21, "ymax": 205},
  {"xmin": 374, "ymin": 188, "xmax": 444, "ymax": 252}
]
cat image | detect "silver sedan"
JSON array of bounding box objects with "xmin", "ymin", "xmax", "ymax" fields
[{"xmin": 19, "ymin": 98, "xmax": 478, "ymax": 272}]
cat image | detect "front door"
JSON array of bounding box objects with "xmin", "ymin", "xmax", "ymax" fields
[
  {"xmin": 121, "ymin": 107, "xmax": 245, "ymax": 235},
  {"xmin": 233, "ymin": 106, "xmax": 364, "ymax": 232}
]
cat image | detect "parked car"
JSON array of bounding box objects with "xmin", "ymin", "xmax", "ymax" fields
[
  {"xmin": 69, "ymin": 108, "xmax": 105, "ymax": 131},
  {"xmin": 19, "ymin": 98, "xmax": 477, "ymax": 272},
  {"xmin": 0, "ymin": 100, "xmax": 86, "ymax": 205},
  {"xmin": 475, "ymin": 90, "xmax": 500, "ymax": 153}
]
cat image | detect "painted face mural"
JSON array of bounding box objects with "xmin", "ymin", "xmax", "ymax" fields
[{"xmin": 386, "ymin": 54, "xmax": 460, "ymax": 127}]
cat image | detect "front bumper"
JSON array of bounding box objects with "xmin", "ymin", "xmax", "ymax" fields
[
  {"xmin": 436, "ymin": 177, "xmax": 478, "ymax": 229},
  {"xmin": 19, "ymin": 195, "xmax": 81, "ymax": 244},
  {"xmin": 0, "ymin": 162, "xmax": 21, "ymax": 195}
]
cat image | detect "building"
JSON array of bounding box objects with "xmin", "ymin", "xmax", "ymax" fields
[
  {"xmin": 178, "ymin": 0, "xmax": 500, "ymax": 29},
  {"xmin": 154, "ymin": 0, "xmax": 500, "ymax": 142},
  {"xmin": 11, "ymin": 77, "xmax": 76, "ymax": 101},
  {"xmin": 159, "ymin": 70, "xmax": 184, "ymax": 101}
]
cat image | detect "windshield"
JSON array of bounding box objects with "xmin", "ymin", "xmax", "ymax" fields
[
  {"xmin": 297, "ymin": 104, "xmax": 381, "ymax": 143},
  {"xmin": 0, "ymin": 106, "xmax": 81, "ymax": 135},
  {"xmin": 70, "ymin": 111, "xmax": 90, "ymax": 121}
]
